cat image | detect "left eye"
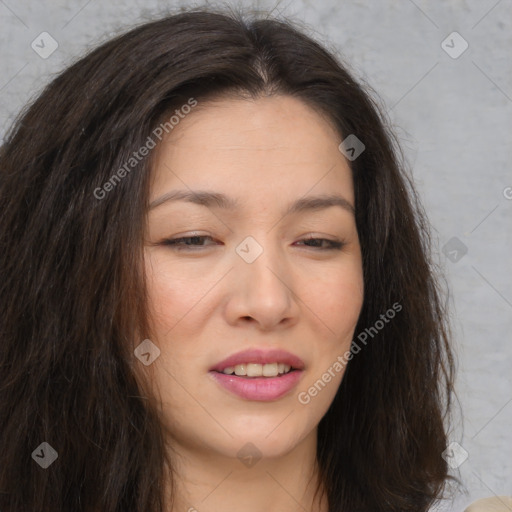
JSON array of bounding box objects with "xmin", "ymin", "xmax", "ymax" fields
[
  {"xmin": 161, "ymin": 236, "xmax": 344, "ymax": 251},
  {"xmin": 296, "ymin": 237, "xmax": 345, "ymax": 250}
]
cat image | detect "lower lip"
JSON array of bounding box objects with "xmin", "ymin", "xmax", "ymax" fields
[{"xmin": 209, "ymin": 370, "xmax": 303, "ymax": 401}]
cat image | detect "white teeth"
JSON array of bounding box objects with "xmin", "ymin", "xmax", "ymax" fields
[
  {"xmin": 234, "ymin": 364, "xmax": 246, "ymax": 376},
  {"xmin": 262, "ymin": 363, "xmax": 278, "ymax": 377},
  {"xmin": 221, "ymin": 363, "xmax": 293, "ymax": 376},
  {"xmin": 247, "ymin": 363, "xmax": 263, "ymax": 377}
]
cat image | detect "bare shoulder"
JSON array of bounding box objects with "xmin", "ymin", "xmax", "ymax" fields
[{"xmin": 464, "ymin": 496, "xmax": 512, "ymax": 511}]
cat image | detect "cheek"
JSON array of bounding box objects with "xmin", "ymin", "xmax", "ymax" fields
[
  {"xmin": 304, "ymin": 262, "xmax": 364, "ymax": 339},
  {"xmin": 144, "ymin": 247, "xmax": 364, "ymax": 339},
  {"xmin": 144, "ymin": 253, "xmax": 212, "ymax": 332},
  {"xmin": 146, "ymin": 275, "xmax": 183, "ymax": 332}
]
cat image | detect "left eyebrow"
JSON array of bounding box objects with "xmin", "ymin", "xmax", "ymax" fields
[
  {"xmin": 149, "ymin": 189, "xmax": 355, "ymax": 216},
  {"xmin": 287, "ymin": 194, "xmax": 355, "ymax": 216}
]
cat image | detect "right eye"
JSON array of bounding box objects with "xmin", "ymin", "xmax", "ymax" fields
[{"xmin": 161, "ymin": 235, "xmax": 218, "ymax": 250}]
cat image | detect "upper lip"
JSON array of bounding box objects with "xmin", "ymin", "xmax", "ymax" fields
[{"xmin": 210, "ymin": 348, "xmax": 305, "ymax": 372}]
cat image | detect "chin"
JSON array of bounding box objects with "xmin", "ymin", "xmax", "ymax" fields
[{"xmin": 224, "ymin": 420, "xmax": 314, "ymax": 459}]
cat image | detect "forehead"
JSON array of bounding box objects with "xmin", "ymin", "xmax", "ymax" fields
[{"xmin": 149, "ymin": 95, "xmax": 354, "ymax": 206}]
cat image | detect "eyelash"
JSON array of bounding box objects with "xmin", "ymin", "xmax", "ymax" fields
[{"xmin": 161, "ymin": 235, "xmax": 345, "ymax": 251}]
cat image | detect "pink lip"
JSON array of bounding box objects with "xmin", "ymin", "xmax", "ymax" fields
[
  {"xmin": 209, "ymin": 370, "xmax": 304, "ymax": 401},
  {"xmin": 209, "ymin": 348, "xmax": 305, "ymax": 402},
  {"xmin": 209, "ymin": 348, "xmax": 305, "ymax": 373}
]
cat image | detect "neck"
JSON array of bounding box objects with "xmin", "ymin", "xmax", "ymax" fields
[{"xmin": 163, "ymin": 428, "xmax": 328, "ymax": 512}]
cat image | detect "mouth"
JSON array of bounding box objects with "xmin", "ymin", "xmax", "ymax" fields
[
  {"xmin": 209, "ymin": 349, "xmax": 305, "ymax": 401},
  {"xmin": 216, "ymin": 362, "xmax": 296, "ymax": 378}
]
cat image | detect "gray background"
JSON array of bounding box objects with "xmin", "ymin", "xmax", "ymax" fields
[{"xmin": 1, "ymin": 1, "xmax": 511, "ymax": 510}]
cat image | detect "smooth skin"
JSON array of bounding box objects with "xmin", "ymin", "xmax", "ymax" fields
[
  {"xmin": 464, "ymin": 496, "xmax": 512, "ymax": 511},
  {"xmin": 143, "ymin": 94, "xmax": 364, "ymax": 512}
]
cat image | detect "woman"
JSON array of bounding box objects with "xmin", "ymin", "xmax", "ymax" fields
[{"xmin": 0, "ymin": 8, "xmax": 456, "ymax": 512}]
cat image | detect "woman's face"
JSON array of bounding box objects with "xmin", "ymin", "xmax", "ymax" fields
[{"xmin": 143, "ymin": 94, "xmax": 364, "ymax": 461}]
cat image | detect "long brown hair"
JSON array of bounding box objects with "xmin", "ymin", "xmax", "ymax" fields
[{"xmin": 0, "ymin": 7, "xmax": 455, "ymax": 511}]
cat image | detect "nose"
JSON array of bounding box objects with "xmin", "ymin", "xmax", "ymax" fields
[{"xmin": 224, "ymin": 238, "xmax": 300, "ymax": 331}]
